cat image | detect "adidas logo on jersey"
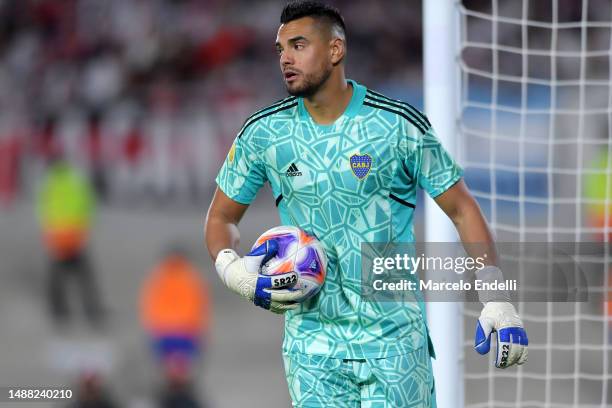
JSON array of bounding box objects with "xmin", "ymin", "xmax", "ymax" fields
[{"xmin": 286, "ymin": 163, "xmax": 302, "ymax": 177}]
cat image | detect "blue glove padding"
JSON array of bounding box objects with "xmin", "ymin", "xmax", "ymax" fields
[
  {"xmin": 251, "ymin": 240, "xmax": 279, "ymax": 309},
  {"xmin": 248, "ymin": 240, "xmax": 301, "ymax": 311}
]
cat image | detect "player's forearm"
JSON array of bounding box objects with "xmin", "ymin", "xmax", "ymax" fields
[
  {"xmin": 204, "ymin": 214, "xmax": 241, "ymax": 260},
  {"xmin": 451, "ymin": 197, "xmax": 498, "ymax": 266},
  {"xmin": 205, "ymin": 188, "xmax": 249, "ymax": 260}
]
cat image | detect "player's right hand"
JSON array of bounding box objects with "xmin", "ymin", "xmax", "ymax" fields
[{"xmin": 214, "ymin": 240, "xmax": 305, "ymax": 313}]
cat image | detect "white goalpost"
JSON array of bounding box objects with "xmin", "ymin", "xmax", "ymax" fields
[
  {"xmin": 424, "ymin": 1, "xmax": 464, "ymax": 408},
  {"xmin": 425, "ymin": 1, "xmax": 612, "ymax": 407}
]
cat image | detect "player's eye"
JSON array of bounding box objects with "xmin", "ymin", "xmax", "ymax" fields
[
  {"xmin": 294, "ymin": 43, "xmax": 305, "ymax": 50},
  {"xmin": 276, "ymin": 48, "xmax": 283, "ymax": 55}
]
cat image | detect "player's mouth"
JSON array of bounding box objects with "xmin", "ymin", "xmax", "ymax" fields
[{"xmin": 284, "ymin": 70, "xmax": 299, "ymax": 82}]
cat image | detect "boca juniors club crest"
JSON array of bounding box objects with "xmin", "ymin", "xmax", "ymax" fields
[{"xmin": 350, "ymin": 154, "xmax": 372, "ymax": 179}]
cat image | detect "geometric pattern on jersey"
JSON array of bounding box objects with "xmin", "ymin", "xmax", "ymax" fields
[
  {"xmin": 282, "ymin": 346, "xmax": 436, "ymax": 408},
  {"xmin": 216, "ymin": 80, "xmax": 463, "ymax": 359}
]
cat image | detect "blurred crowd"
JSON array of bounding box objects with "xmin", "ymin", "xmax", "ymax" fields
[
  {"xmin": 0, "ymin": 1, "xmax": 609, "ymax": 407},
  {"xmin": 0, "ymin": 0, "xmax": 601, "ymax": 208},
  {"xmin": 0, "ymin": 0, "xmax": 422, "ymax": 208}
]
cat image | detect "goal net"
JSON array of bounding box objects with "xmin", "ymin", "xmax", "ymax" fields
[{"xmin": 457, "ymin": 0, "xmax": 612, "ymax": 407}]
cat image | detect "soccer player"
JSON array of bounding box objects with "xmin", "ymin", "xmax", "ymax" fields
[{"xmin": 205, "ymin": 1, "xmax": 528, "ymax": 407}]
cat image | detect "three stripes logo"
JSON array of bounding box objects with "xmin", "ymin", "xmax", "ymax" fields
[{"xmin": 286, "ymin": 163, "xmax": 302, "ymax": 177}]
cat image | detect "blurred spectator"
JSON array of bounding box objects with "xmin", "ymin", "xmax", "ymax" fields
[
  {"xmin": 158, "ymin": 378, "xmax": 202, "ymax": 408},
  {"xmin": 83, "ymin": 111, "xmax": 109, "ymax": 201},
  {"xmin": 36, "ymin": 155, "xmax": 105, "ymax": 327},
  {"xmin": 0, "ymin": 127, "xmax": 22, "ymax": 207},
  {"xmin": 69, "ymin": 371, "xmax": 119, "ymax": 408},
  {"xmin": 113, "ymin": 114, "xmax": 150, "ymax": 203},
  {"xmin": 139, "ymin": 245, "xmax": 211, "ymax": 408}
]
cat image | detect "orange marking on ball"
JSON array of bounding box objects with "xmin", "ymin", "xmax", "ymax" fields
[
  {"xmin": 255, "ymin": 233, "xmax": 278, "ymax": 246},
  {"xmin": 272, "ymin": 260, "xmax": 294, "ymax": 274},
  {"xmin": 299, "ymin": 231, "xmax": 315, "ymax": 245}
]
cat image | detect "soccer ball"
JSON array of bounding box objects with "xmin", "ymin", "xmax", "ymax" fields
[{"xmin": 253, "ymin": 225, "xmax": 327, "ymax": 302}]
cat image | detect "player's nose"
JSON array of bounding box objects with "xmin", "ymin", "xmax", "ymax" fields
[{"xmin": 280, "ymin": 50, "xmax": 294, "ymax": 67}]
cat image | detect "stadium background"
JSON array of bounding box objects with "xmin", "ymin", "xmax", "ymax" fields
[{"xmin": 0, "ymin": 0, "xmax": 606, "ymax": 407}]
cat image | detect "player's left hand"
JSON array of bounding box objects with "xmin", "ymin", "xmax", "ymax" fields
[{"xmin": 474, "ymin": 302, "xmax": 528, "ymax": 368}]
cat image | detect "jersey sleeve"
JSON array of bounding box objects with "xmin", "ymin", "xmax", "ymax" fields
[
  {"xmin": 215, "ymin": 128, "xmax": 268, "ymax": 205},
  {"xmin": 409, "ymin": 126, "xmax": 463, "ymax": 198}
]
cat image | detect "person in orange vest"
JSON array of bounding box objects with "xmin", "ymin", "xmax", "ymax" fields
[
  {"xmin": 139, "ymin": 245, "xmax": 211, "ymax": 407},
  {"xmin": 37, "ymin": 154, "xmax": 104, "ymax": 327}
]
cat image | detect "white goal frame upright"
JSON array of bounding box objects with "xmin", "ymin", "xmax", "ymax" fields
[{"xmin": 424, "ymin": 1, "xmax": 464, "ymax": 408}]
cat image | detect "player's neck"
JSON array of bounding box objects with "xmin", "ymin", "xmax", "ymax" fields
[{"xmin": 303, "ymin": 74, "xmax": 353, "ymax": 125}]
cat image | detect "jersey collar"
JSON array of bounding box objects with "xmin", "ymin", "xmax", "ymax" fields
[{"xmin": 297, "ymin": 79, "xmax": 366, "ymax": 126}]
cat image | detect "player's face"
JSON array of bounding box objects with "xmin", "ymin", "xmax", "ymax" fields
[{"xmin": 276, "ymin": 17, "xmax": 334, "ymax": 97}]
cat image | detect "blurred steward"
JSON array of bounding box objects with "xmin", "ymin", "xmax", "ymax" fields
[
  {"xmin": 140, "ymin": 246, "xmax": 210, "ymax": 408},
  {"xmin": 36, "ymin": 155, "xmax": 105, "ymax": 326}
]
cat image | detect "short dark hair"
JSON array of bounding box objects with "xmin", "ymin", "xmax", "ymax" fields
[{"xmin": 280, "ymin": 1, "xmax": 346, "ymax": 38}]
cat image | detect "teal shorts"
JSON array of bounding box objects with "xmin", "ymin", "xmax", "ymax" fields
[{"xmin": 282, "ymin": 346, "xmax": 436, "ymax": 408}]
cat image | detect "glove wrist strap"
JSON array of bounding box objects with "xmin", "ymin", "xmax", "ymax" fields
[
  {"xmin": 215, "ymin": 248, "xmax": 239, "ymax": 284},
  {"xmin": 475, "ymin": 265, "xmax": 511, "ymax": 304}
]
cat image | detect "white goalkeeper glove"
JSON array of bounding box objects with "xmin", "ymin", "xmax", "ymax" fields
[
  {"xmin": 475, "ymin": 302, "xmax": 528, "ymax": 368},
  {"xmin": 474, "ymin": 265, "xmax": 528, "ymax": 368},
  {"xmin": 214, "ymin": 240, "xmax": 305, "ymax": 314}
]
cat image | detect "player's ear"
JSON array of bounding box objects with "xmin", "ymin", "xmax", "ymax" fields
[{"xmin": 330, "ymin": 37, "xmax": 345, "ymax": 65}]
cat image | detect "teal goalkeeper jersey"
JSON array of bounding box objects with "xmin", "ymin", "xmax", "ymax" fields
[{"xmin": 216, "ymin": 80, "xmax": 463, "ymax": 359}]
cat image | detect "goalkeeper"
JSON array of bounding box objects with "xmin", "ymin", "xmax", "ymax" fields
[{"xmin": 205, "ymin": 1, "xmax": 528, "ymax": 407}]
